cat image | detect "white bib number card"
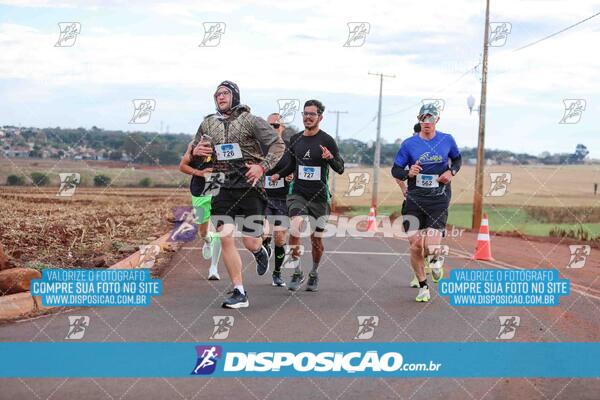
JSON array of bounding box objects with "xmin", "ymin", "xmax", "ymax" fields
[
  {"xmin": 265, "ymin": 176, "xmax": 285, "ymax": 189},
  {"xmin": 416, "ymin": 174, "xmax": 439, "ymax": 188},
  {"xmin": 299, "ymin": 166, "xmax": 321, "ymax": 181},
  {"xmin": 215, "ymin": 143, "xmax": 242, "ymax": 161}
]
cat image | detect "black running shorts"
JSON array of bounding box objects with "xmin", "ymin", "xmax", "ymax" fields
[
  {"xmin": 211, "ymin": 188, "xmax": 265, "ymax": 236},
  {"xmin": 402, "ymin": 196, "xmax": 449, "ymax": 232}
]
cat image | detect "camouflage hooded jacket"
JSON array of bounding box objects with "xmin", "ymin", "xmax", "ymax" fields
[{"xmin": 194, "ymin": 105, "xmax": 285, "ymax": 189}]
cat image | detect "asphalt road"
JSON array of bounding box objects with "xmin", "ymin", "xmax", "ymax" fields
[{"xmin": 1, "ymin": 235, "xmax": 599, "ymax": 399}]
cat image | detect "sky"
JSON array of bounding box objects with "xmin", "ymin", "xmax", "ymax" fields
[{"xmin": 0, "ymin": 0, "xmax": 599, "ymax": 157}]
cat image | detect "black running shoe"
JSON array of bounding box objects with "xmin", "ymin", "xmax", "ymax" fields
[
  {"xmin": 305, "ymin": 272, "xmax": 319, "ymax": 292},
  {"xmin": 255, "ymin": 246, "xmax": 269, "ymax": 276},
  {"xmin": 288, "ymin": 271, "xmax": 305, "ymax": 291},
  {"xmin": 222, "ymin": 289, "xmax": 249, "ymax": 309},
  {"xmin": 272, "ymin": 271, "xmax": 286, "ymax": 287}
]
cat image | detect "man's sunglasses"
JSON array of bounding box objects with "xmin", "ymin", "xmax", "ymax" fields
[
  {"xmin": 270, "ymin": 123, "xmax": 281, "ymax": 129},
  {"xmin": 418, "ymin": 114, "xmax": 437, "ymax": 123}
]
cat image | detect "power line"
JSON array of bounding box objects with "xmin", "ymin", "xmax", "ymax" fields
[
  {"xmin": 351, "ymin": 10, "xmax": 599, "ymax": 129},
  {"xmin": 383, "ymin": 62, "xmax": 481, "ymax": 117},
  {"xmin": 514, "ymin": 10, "xmax": 600, "ymax": 52}
]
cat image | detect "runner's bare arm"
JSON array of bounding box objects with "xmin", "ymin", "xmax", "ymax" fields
[
  {"xmin": 394, "ymin": 179, "xmax": 408, "ymax": 197},
  {"xmin": 179, "ymin": 143, "xmax": 213, "ymax": 177},
  {"xmin": 179, "ymin": 143, "xmax": 194, "ymax": 175}
]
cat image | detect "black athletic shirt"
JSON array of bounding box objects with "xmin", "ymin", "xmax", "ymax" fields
[{"xmin": 275, "ymin": 130, "xmax": 344, "ymax": 203}]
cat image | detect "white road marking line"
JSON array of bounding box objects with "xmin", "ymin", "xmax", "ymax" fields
[{"xmin": 182, "ymin": 247, "xmax": 409, "ymax": 256}]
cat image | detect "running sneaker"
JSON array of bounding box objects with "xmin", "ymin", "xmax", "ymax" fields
[
  {"xmin": 409, "ymin": 275, "xmax": 419, "ymax": 288},
  {"xmin": 222, "ymin": 289, "xmax": 249, "ymax": 308},
  {"xmin": 202, "ymin": 238, "xmax": 212, "ymax": 260},
  {"xmin": 254, "ymin": 246, "xmax": 270, "ymax": 276},
  {"xmin": 430, "ymin": 257, "xmax": 444, "ymax": 283},
  {"xmin": 288, "ymin": 271, "xmax": 305, "ymax": 291},
  {"xmin": 305, "ymin": 272, "xmax": 319, "ymax": 292},
  {"xmin": 424, "ymin": 255, "xmax": 432, "ymax": 275},
  {"xmin": 415, "ymin": 286, "xmax": 431, "ymax": 302},
  {"xmin": 208, "ymin": 266, "xmax": 220, "ymax": 281},
  {"xmin": 272, "ymin": 271, "xmax": 286, "ymax": 287}
]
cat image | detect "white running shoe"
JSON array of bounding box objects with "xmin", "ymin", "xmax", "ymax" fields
[
  {"xmin": 208, "ymin": 267, "xmax": 220, "ymax": 281},
  {"xmin": 415, "ymin": 286, "xmax": 431, "ymax": 302},
  {"xmin": 431, "ymin": 256, "xmax": 445, "ymax": 283}
]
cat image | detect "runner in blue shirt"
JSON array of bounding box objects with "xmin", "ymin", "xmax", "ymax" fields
[{"xmin": 391, "ymin": 103, "xmax": 462, "ymax": 302}]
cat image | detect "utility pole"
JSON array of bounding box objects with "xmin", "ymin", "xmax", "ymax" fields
[
  {"xmin": 368, "ymin": 72, "xmax": 395, "ymax": 211},
  {"xmin": 328, "ymin": 110, "xmax": 348, "ymax": 212},
  {"xmin": 472, "ymin": 0, "xmax": 490, "ymax": 230}
]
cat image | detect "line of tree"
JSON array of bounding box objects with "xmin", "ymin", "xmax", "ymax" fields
[{"xmin": 2, "ymin": 126, "xmax": 590, "ymax": 166}]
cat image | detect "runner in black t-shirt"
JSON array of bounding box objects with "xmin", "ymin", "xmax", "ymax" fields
[
  {"xmin": 261, "ymin": 113, "xmax": 294, "ymax": 287},
  {"xmin": 271, "ymin": 100, "xmax": 344, "ymax": 292}
]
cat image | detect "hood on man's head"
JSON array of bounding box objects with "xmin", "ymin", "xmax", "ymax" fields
[{"xmin": 214, "ymin": 80, "xmax": 240, "ymax": 112}]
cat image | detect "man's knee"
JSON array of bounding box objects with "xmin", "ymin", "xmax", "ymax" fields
[
  {"xmin": 409, "ymin": 237, "xmax": 424, "ymax": 254},
  {"xmin": 290, "ymin": 216, "xmax": 305, "ymax": 237},
  {"xmin": 242, "ymin": 236, "xmax": 261, "ymax": 252}
]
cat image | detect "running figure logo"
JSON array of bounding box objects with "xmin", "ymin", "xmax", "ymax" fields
[
  {"xmin": 559, "ymin": 99, "xmax": 586, "ymax": 124},
  {"xmin": 344, "ymin": 22, "xmax": 370, "ymax": 47},
  {"xmin": 496, "ymin": 316, "xmax": 520, "ymax": 340},
  {"xmin": 488, "ymin": 22, "xmax": 512, "ymax": 47},
  {"xmin": 566, "ymin": 245, "xmax": 591, "ymax": 269},
  {"xmin": 282, "ymin": 245, "xmax": 304, "ymax": 268},
  {"xmin": 129, "ymin": 99, "xmax": 156, "ymax": 124},
  {"xmin": 65, "ymin": 316, "xmax": 90, "ymax": 340},
  {"xmin": 345, "ymin": 172, "xmax": 370, "ymax": 197},
  {"xmin": 55, "ymin": 22, "xmax": 81, "ymax": 47},
  {"xmin": 138, "ymin": 245, "xmax": 160, "ymax": 269},
  {"xmin": 278, "ymin": 99, "xmax": 300, "ymax": 124},
  {"xmin": 191, "ymin": 345, "xmax": 222, "ymax": 375},
  {"xmin": 57, "ymin": 173, "xmax": 80, "ymax": 197},
  {"xmin": 210, "ymin": 316, "xmax": 234, "ymax": 340},
  {"xmin": 168, "ymin": 206, "xmax": 198, "ymax": 242},
  {"xmin": 486, "ymin": 172, "xmax": 512, "ymax": 197},
  {"xmin": 354, "ymin": 316, "xmax": 379, "ymax": 340},
  {"xmin": 203, "ymin": 172, "xmax": 225, "ymax": 197},
  {"xmin": 199, "ymin": 22, "xmax": 226, "ymax": 47}
]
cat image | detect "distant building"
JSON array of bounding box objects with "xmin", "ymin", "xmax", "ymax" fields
[{"xmin": 4, "ymin": 147, "xmax": 30, "ymax": 158}]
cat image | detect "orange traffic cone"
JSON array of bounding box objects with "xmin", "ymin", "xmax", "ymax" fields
[
  {"xmin": 366, "ymin": 206, "xmax": 377, "ymax": 232},
  {"xmin": 472, "ymin": 213, "xmax": 494, "ymax": 261}
]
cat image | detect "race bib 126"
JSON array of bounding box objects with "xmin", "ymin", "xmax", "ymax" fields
[{"xmin": 215, "ymin": 143, "xmax": 242, "ymax": 161}]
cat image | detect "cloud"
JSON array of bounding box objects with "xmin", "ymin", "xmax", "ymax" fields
[{"xmin": 0, "ymin": 0, "xmax": 598, "ymax": 156}]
